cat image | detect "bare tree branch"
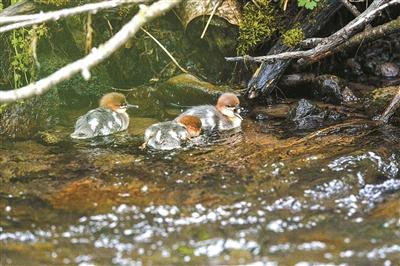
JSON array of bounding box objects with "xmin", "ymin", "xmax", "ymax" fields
[
  {"xmin": 341, "ymin": 0, "xmax": 372, "ymax": 28},
  {"xmin": 0, "ymin": 0, "xmax": 149, "ymax": 33},
  {"xmin": 0, "ymin": 0, "xmax": 181, "ymax": 103},
  {"xmin": 299, "ymin": 15, "xmax": 400, "ymax": 65},
  {"xmin": 225, "ymin": 0, "xmax": 399, "ymax": 63}
]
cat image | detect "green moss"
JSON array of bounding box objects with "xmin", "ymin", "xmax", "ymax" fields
[
  {"xmin": 0, "ymin": 104, "xmax": 8, "ymax": 114},
  {"xmin": 282, "ymin": 27, "xmax": 304, "ymax": 48},
  {"xmin": 34, "ymin": 0, "xmax": 68, "ymax": 6},
  {"xmin": 177, "ymin": 246, "xmax": 194, "ymax": 256},
  {"xmin": 33, "ymin": 0, "xmax": 80, "ymax": 7},
  {"xmin": 237, "ymin": 0, "xmax": 278, "ymax": 55},
  {"xmin": 7, "ymin": 24, "xmax": 48, "ymax": 89}
]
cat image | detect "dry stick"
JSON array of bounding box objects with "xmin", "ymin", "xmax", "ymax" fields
[
  {"xmin": 379, "ymin": 87, "xmax": 400, "ymax": 123},
  {"xmin": 0, "ymin": 0, "xmax": 181, "ymax": 103},
  {"xmin": 85, "ymin": 13, "xmax": 93, "ymax": 54},
  {"xmin": 0, "ymin": 0, "xmax": 148, "ymax": 31},
  {"xmin": 140, "ymin": 27, "xmax": 188, "ymax": 74},
  {"xmin": 200, "ymin": 0, "xmax": 222, "ymax": 39},
  {"xmin": 299, "ymin": 15, "xmax": 400, "ymax": 65},
  {"xmin": 225, "ymin": 0, "xmax": 399, "ymax": 63},
  {"xmin": 283, "ymin": 0, "xmax": 289, "ymax": 11},
  {"xmin": 341, "ymin": 0, "xmax": 372, "ymax": 28},
  {"xmin": 0, "ymin": 0, "xmax": 36, "ymax": 17},
  {"xmin": 341, "ymin": 0, "xmax": 362, "ymax": 16}
]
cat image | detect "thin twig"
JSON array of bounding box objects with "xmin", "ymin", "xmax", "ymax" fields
[
  {"xmin": 299, "ymin": 16, "xmax": 400, "ymax": 65},
  {"xmin": 85, "ymin": 13, "xmax": 93, "ymax": 54},
  {"xmin": 141, "ymin": 27, "xmax": 188, "ymax": 74},
  {"xmin": 341, "ymin": 0, "xmax": 372, "ymax": 28},
  {"xmin": 0, "ymin": 0, "xmax": 181, "ymax": 103},
  {"xmin": 200, "ymin": 0, "xmax": 222, "ymax": 39},
  {"xmin": 341, "ymin": 0, "xmax": 362, "ymax": 16},
  {"xmin": 0, "ymin": 0, "xmax": 148, "ymax": 32}
]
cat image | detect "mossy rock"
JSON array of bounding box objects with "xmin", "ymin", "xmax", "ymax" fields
[
  {"xmin": 165, "ymin": 73, "xmax": 223, "ymax": 94},
  {"xmin": 366, "ymin": 86, "xmax": 400, "ymax": 118},
  {"xmin": 282, "ymin": 27, "xmax": 304, "ymax": 48},
  {"xmin": 36, "ymin": 127, "xmax": 69, "ymax": 145},
  {"xmin": 0, "ymin": 90, "xmax": 60, "ymax": 139},
  {"xmin": 161, "ymin": 73, "xmax": 231, "ymax": 106}
]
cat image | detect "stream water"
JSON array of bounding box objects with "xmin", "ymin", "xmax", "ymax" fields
[{"xmin": 1, "ymin": 88, "xmax": 400, "ymax": 265}]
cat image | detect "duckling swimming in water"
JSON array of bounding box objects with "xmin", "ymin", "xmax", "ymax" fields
[
  {"xmin": 175, "ymin": 92, "xmax": 242, "ymax": 132},
  {"xmin": 71, "ymin": 92, "xmax": 138, "ymax": 139},
  {"xmin": 142, "ymin": 115, "xmax": 202, "ymax": 150}
]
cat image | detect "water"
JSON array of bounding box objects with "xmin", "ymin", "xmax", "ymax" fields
[{"xmin": 1, "ymin": 101, "xmax": 400, "ymax": 265}]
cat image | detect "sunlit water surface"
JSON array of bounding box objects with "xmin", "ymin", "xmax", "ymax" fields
[{"xmin": 1, "ymin": 104, "xmax": 400, "ymax": 265}]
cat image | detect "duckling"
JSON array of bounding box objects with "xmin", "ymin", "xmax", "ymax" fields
[
  {"xmin": 142, "ymin": 115, "xmax": 202, "ymax": 150},
  {"xmin": 71, "ymin": 92, "xmax": 138, "ymax": 139},
  {"xmin": 175, "ymin": 92, "xmax": 242, "ymax": 131}
]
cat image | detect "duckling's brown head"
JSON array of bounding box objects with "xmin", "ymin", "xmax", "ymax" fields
[
  {"xmin": 216, "ymin": 92, "xmax": 242, "ymax": 120},
  {"xmin": 177, "ymin": 115, "xmax": 202, "ymax": 137},
  {"xmin": 99, "ymin": 92, "xmax": 138, "ymax": 113}
]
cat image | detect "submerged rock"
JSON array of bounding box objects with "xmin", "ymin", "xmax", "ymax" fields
[
  {"xmin": 288, "ymin": 99, "xmax": 326, "ymax": 130},
  {"xmin": 287, "ymin": 99, "xmax": 346, "ymax": 130},
  {"xmin": 37, "ymin": 127, "xmax": 68, "ymax": 145},
  {"xmin": 250, "ymin": 104, "xmax": 291, "ymax": 121}
]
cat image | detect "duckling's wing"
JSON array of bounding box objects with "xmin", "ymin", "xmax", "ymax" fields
[
  {"xmin": 178, "ymin": 105, "xmax": 219, "ymax": 131},
  {"xmin": 71, "ymin": 108, "xmax": 110, "ymax": 139},
  {"xmin": 144, "ymin": 122, "xmax": 163, "ymax": 142}
]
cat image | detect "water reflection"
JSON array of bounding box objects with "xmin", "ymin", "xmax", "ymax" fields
[{"xmin": 1, "ymin": 112, "xmax": 400, "ymax": 265}]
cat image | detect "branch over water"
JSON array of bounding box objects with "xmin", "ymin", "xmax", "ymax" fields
[{"xmin": 0, "ymin": 0, "xmax": 181, "ymax": 103}]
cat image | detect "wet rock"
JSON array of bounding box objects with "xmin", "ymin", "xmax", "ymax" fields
[
  {"xmin": 160, "ymin": 73, "xmax": 231, "ymax": 106},
  {"xmin": 314, "ymin": 75, "xmax": 358, "ymax": 104},
  {"xmin": 124, "ymin": 74, "xmax": 234, "ymax": 121},
  {"xmin": 123, "ymin": 75, "xmax": 232, "ymax": 120},
  {"xmin": 165, "ymin": 73, "xmax": 222, "ymax": 95},
  {"xmin": 287, "ymin": 99, "xmax": 347, "ymax": 130},
  {"xmin": 376, "ymin": 62, "xmax": 399, "ymax": 78},
  {"xmin": 288, "ymin": 99, "xmax": 326, "ymax": 130},
  {"xmin": 0, "ymin": 91, "xmax": 60, "ymax": 139}
]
